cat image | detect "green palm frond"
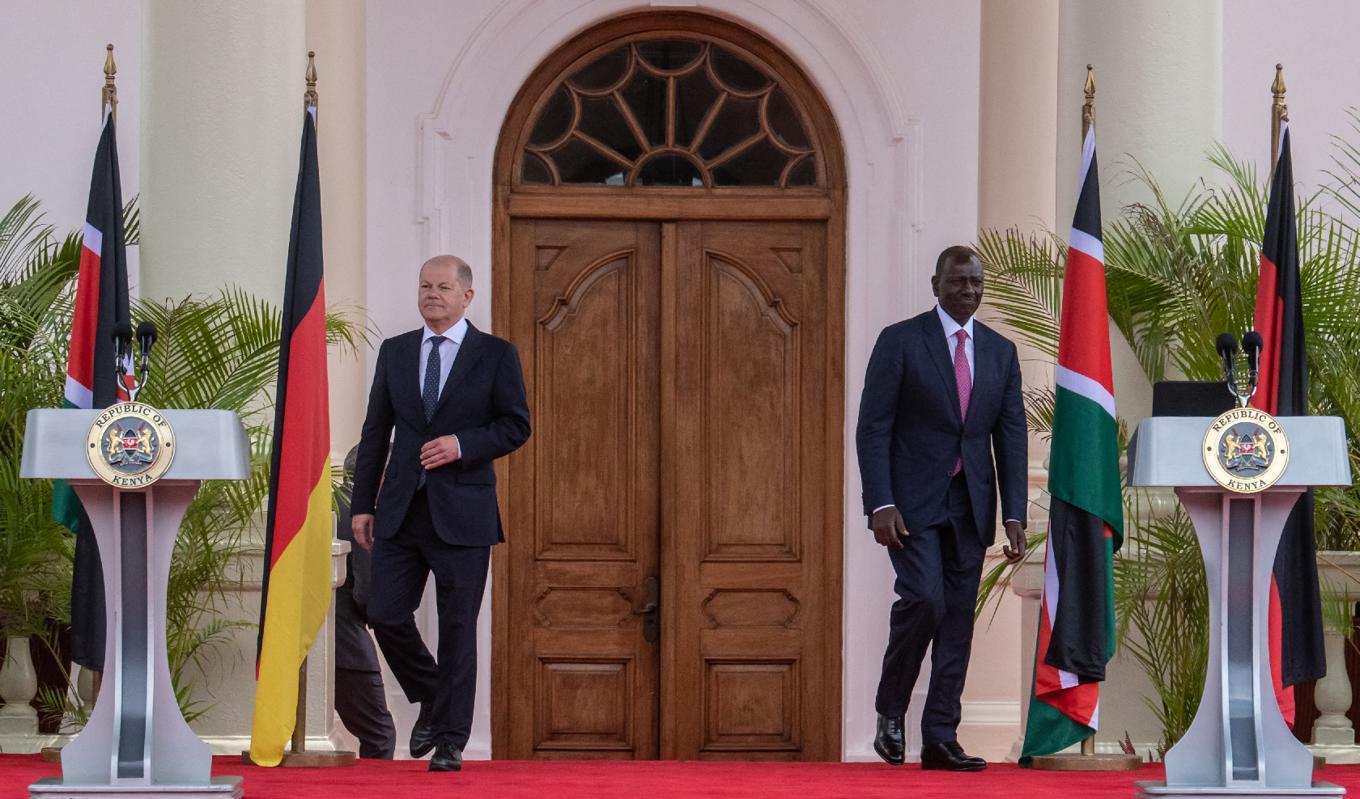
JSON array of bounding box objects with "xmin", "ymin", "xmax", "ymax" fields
[
  {"xmin": 976, "ymin": 227, "xmax": 1065, "ymax": 358},
  {"xmin": 974, "ymin": 124, "xmax": 1360, "ymax": 753},
  {"xmin": 0, "ymin": 195, "xmax": 366, "ymax": 724}
]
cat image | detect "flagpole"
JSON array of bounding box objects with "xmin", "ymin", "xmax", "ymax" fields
[
  {"xmin": 103, "ymin": 44, "xmax": 118, "ymax": 123},
  {"xmin": 1270, "ymin": 64, "xmax": 1287, "ymax": 178},
  {"xmin": 1027, "ymin": 66, "xmax": 1139, "ymax": 772},
  {"xmin": 242, "ymin": 50, "xmax": 355, "ymax": 768}
]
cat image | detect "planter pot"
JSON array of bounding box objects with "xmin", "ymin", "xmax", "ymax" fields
[{"xmin": 0, "ymin": 635, "xmax": 39, "ymax": 733}]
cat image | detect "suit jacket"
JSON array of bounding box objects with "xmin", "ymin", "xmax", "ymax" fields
[
  {"xmin": 855, "ymin": 308, "xmax": 1028, "ymax": 543},
  {"xmin": 351, "ymin": 322, "xmax": 531, "ymax": 547}
]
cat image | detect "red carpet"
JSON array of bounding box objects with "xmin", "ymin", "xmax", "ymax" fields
[{"xmin": 3, "ymin": 756, "xmax": 1359, "ymax": 798}]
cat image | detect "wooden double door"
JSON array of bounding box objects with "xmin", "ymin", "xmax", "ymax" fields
[{"xmin": 496, "ymin": 218, "xmax": 841, "ymax": 760}]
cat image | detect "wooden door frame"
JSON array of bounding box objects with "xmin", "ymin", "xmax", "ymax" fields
[{"xmin": 489, "ymin": 11, "xmax": 846, "ymax": 759}]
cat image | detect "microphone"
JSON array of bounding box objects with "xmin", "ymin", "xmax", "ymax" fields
[
  {"xmin": 112, "ymin": 321, "xmax": 133, "ymax": 366},
  {"xmin": 112, "ymin": 321, "xmax": 134, "ymax": 399},
  {"xmin": 1215, "ymin": 332, "xmax": 1239, "ymax": 383},
  {"xmin": 136, "ymin": 321, "xmax": 158, "ymax": 360},
  {"xmin": 1242, "ymin": 330, "xmax": 1263, "ymax": 396},
  {"xmin": 135, "ymin": 321, "xmax": 158, "ymax": 383}
]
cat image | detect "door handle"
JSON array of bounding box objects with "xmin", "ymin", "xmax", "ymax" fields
[{"xmin": 633, "ymin": 575, "xmax": 659, "ymax": 643}]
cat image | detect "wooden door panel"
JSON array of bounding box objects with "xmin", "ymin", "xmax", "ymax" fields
[
  {"xmin": 666, "ymin": 221, "xmax": 836, "ymax": 760},
  {"xmin": 506, "ymin": 219, "xmax": 661, "ymax": 759}
]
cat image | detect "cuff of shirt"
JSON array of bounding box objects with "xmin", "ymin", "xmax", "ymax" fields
[
  {"xmin": 871, "ymin": 504, "xmax": 895, "ymax": 515},
  {"xmin": 1003, "ymin": 518, "xmax": 1022, "ymax": 527}
]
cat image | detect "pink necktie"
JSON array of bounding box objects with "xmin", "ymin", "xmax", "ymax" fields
[{"xmin": 952, "ymin": 329, "xmax": 970, "ymax": 475}]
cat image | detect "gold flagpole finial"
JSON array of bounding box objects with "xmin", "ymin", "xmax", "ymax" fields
[
  {"xmin": 1082, "ymin": 64, "xmax": 1096, "ymax": 138},
  {"xmin": 304, "ymin": 50, "xmax": 318, "ymax": 111},
  {"xmin": 1271, "ymin": 63, "xmax": 1287, "ymax": 172},
  {"xmin": 102, "ymin": 43, "xmax": 118, "ymax": 124}
]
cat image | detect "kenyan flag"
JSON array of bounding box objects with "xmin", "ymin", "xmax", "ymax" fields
[{"xmin": 1020, "ymin": 120, "xmax": 1124, "ymax": 764}]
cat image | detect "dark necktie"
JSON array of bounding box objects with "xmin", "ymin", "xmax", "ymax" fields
[{"xmin": 423, "ymin": 335, "xmax": 446, "ymax": 421}]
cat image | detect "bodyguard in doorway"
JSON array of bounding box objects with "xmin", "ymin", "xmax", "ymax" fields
[
  {"xmin": 350, "ymin": 255, "xmax": 531, "ymax": 772},
  {"xmin": 855, "ymin": 245, "xmax": 1028, "ymax": 770}
]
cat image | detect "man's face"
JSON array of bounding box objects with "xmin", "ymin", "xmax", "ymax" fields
[
  {"xmin": 931, "ymin": 256, "xmax": 984, "ymax": 324},
  {"xmin": 418, "ymin": 262, "xmax": 473, "ymax": 331}
]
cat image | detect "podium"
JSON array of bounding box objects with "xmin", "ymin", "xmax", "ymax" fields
[
  {"xmin": 1128, "ymin": 415, "xmax": 1349, "ymax": 798},
  {"xmin": 20, "ymin": 408, "xmax": 249, "ymax": 799}
]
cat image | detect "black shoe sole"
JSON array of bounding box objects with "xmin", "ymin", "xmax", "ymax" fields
[
  {"xmin": 920, "ymin": 760, "xmax": 987, "ymax": 772},
  {"xmin": 873, "ymin": 740, "xmax": 905, "ymax": 766}
]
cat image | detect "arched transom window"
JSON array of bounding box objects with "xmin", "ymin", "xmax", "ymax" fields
[{"xmin": 519, "ymin": 38, "xmax": 822, "ymax": 188}]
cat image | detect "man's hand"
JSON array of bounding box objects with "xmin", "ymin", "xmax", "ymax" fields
[
  {"xmin": 352, "ymin": 512, "xmax": 375, "ymax": 552},
  {"xmin": 420, "ymin": 435, "xmax": 461, "ymax": 470},
  {"xmin": 871, "ymin": 507, "xmax": 909, "ymax": 550},
  {"xmin": 1002, "ymin": 520, "xmax": 1026, "ymax": 564}
]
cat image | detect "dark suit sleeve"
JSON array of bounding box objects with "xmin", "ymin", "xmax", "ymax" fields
[
  {"xmin": 855, "ymin": 326, "xmax": 904, "ymax": 517},
  {"xmin": 456, "ymin": 342, "xmax": 531, "ymax": 467},
  {"xmin": 992, "ymin": 342, "xmax": 1029, "ymax": 528},
  {"xmin": 351, "ymin": 340, "xmax": 394, "ymax": 516}
]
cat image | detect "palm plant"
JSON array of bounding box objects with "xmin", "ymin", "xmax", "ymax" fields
[
  {"xmin": 0, "ymin": 196, "xmax": 364, "ymax": 727},
  {"xmin": 976, "ymin": 119, "xmax": 1360, "ymax": 752}
]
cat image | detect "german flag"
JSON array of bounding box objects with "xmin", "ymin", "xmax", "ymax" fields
[
  {"xmin": 249, "ymin": 104, "xmax": 333, "ymax": 766},
  {"xmin": 1252, "ymin": 120, "xmax": 1325, "ymax": 726}
]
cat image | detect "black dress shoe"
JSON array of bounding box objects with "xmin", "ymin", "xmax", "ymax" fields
[
  {"xmin": 428, "ymin": 742, "xmax": 463, "ymax": 772},
  {"xmin": 873, "ymin": 713, "xmax": 906, "ymax": 766},
  {"xmin": 920, "ymin": 741, "xmax": 986, "ymax": 771},
  {"xmin": 409, "ymin": 702, "xmax": 435, "ymax": 759}
]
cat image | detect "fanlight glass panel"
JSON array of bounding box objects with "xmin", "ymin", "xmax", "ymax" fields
[{"xmin": 521, "ymin": 39, "xmax": 820, "ymax": 188}]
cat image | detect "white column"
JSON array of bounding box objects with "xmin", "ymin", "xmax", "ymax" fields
[
  {"xmin": 1055, "ymin": 0, "xmax": 1222, "ymax": 427},
  {"xmin": 305, "ymin": 0, "xmax": 368, "ymax": 458},
  {"xmin": 1312, "ymin": 552, "xmax": 1360, "ymax": 763},
  {"xmin": 140, "ymin": 0, "xmax": 306, "ymax": 304},
  {"xmin": 978, "ymin": 0, "xmax": 1059, "ymax": 761},
  {"xmin": 1056, "ymin": 0, "xmax": 1222, "ymax": 227}
]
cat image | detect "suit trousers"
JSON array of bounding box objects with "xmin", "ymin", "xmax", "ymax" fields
[
  {"xmin": 335, "ymin": 667, "xmax": 397, "ymax": 759},
  {"xmin": 367, "ymin": 488, "xmax": 490, "ymax": 751},
  {"xmin": 874, "ymin": 473, "xmax": 986, "ymax": 745}
]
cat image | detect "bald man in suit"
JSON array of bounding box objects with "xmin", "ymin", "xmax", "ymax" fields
[{"xmin": 351, "ymin": 255, "xmax": 530, "ymax": 772}]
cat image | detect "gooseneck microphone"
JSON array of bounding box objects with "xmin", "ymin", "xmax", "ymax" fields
[
  {"xmin": 1241, "ymin": 330, "xmax": 1263, "ymax": 401},
  {"xmin": 1215, "ymin": 332, "xmax": 1239, "ymax": 388},
  {"xmin": 135, "ymin": 321, "xmax": 158, "ymax": 392},
  {"xmin": 112, "ymin": 321, "xmax": 134, "ymax": 393}
]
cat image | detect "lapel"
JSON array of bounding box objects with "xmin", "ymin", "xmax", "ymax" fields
[
  {"xmin": 922, "ymin": 310, "xmax": 963, "ymax": 425},
  {"xmin": 394, "ymin": 330, "xmax": 425, "ymax": 421},
  {"xmin": 431, "ymin": 322, "xmax": 487, "ymax": 418},
  {"xmin": 967, "ymin": 323, "xmax": 997, "ymax": 431}
]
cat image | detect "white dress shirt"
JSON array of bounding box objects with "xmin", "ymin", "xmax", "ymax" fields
[
  {"xmin": 936, "ymin": 304, "xmax": 974, "ymax": 381},
  {"xmin": 419, "ymin": 317, "xmax": 468, "ymax": 400}
]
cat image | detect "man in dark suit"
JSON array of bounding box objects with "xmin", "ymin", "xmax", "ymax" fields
[
  {"xmin": 351, "ymin": 255, "xmax": 530, "ymax": 773},
  {"xmin": 856, "ymin": 245, "xmax": 1028, "ymax": 771},
  {"xmin": 334, "ymin": 445, "xmax": 397, "ymax": 759}
]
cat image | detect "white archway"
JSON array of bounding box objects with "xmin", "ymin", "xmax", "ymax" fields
[{"xmin": 410, "ymin": 0, "xmax": 921, "ymax": 760}]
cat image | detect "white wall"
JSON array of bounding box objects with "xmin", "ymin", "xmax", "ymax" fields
[
  {"xmin": 1223, "ymin": 0, "xmax": 1360, "ymax": 194},
  {"xmin": 364, "ymin": 0, "xmax": 989, "ymax": 760},
  {"xmin": 0, "ymin": 0, "xmax": 141, "ymax": 287}
]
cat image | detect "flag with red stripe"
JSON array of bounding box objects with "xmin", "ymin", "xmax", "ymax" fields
[
  {"xmin": 1251, "ymin": 120, "xmax": 1325, "ymax": 727},
  {"xmin": 249, "ymin": 106, "xmax": 333, "ymax": 766},
  {"xmin": 53, "ymin": 107, "xmax": 132, "ymax": 672},
  {"xmin": 1021, "ymin": 122, "xmax": 1124, "ymax": 763}
]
